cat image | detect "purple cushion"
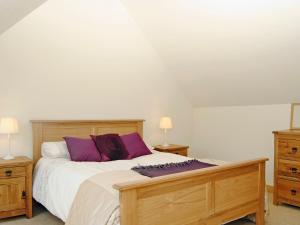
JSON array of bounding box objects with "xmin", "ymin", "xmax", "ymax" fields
[
  {"xmin": 90, "ymin": 135, "xmax": 110, "ymax": 161},
  {"xmin": 91, "ymin": 134, "xmax": 129, "ymax": 161},
  {"xmin": 63, "ymin": 137, "xmax": 101, "ymax": 162},
  {"xmin": 121, "ymin": 133, "xmax": 152, "ymax": 159}
]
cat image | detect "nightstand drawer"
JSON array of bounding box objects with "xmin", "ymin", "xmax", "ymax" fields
[
  {"xmin": 171, "ymin": 149, "xmax": 187, "ymax": 156},
  {"xmin": 0, "ymin": 167, "xmax": 25, "ymax": 178}
]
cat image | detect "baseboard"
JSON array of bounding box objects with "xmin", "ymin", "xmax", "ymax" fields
[{"xmin": 266, "ymin": 185, "xmax": 274, "ymax": 193}]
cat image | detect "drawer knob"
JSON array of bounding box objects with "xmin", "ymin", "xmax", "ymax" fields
[
  {"xmin": 290, "ymin": 167, "xmax": 298, "ymax": 173},
  {"xmin": 292, "ymin": 147, "xmax": 298, "ymax": 153},
  {"xmin": 291, "ymin": 189, "xmax": 297, "ymax": 196},
  {"xmin": 5, "ymin": 170, "xmax": 12, "ymax": 177}
]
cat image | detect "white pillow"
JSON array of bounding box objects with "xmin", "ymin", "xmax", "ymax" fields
[{"xmin": 41, "ymin": 141, "xmax": 70, "ymax": 159}]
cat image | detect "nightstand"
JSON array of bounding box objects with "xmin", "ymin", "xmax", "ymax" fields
[
  {"xmin": 154, "ymin": 144, "xmax": 189, "ymax": 156},
  {"xmin": 0, "ymin": 156, "xmax": 33, "ymax": 219}
]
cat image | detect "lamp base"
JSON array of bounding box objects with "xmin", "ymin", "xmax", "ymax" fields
[{"xmin": 3, "ymin": 155, "xmax": 15, "ymax": 160}]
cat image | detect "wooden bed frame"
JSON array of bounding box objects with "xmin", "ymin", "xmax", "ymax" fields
[{"xmin": 31, "ymin": 120, "xmax": 267, "ymax": 225}]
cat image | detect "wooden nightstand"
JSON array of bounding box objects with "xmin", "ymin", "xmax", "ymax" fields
[
  {"xmin": 0, "ymin": 156, "xmax": 33, "ymax": 219},
  {"xmin": 154, "ymin": 144, "xmax": 189, "ymax": 156}
]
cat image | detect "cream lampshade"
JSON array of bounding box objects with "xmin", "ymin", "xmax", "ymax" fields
[
  {"xmin": 160, "ymin": 117, "xmax": 173, "ymax": 147},
  {"xmin": 0, "ymin": 117, "xmax": 19, "ymax": 160}
]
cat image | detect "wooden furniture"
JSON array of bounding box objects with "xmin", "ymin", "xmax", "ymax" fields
[
  {"xmin": 274, "ymin": 129, "xmax": 300, "ymax": 207},
  {"xmin": 154, "ymin": 144, "xmax": 188, "ymax": 156},
  {"xmin": 31, "ymin": 120, "xmax": 143, "ymax": 166},
  {"xmin": 32, "ymin": 120, "xmax": 267, "ymax": 225},
  {"xmin": 0, "ymin": 156, "xmax": 33, "ymax": 219}
]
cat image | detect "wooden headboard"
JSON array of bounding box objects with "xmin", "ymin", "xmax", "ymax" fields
[{"xmin": 31, "ymin": 120, "xmax": 144, "ymax": 166}]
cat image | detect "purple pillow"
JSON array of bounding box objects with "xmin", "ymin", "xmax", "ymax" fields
[
  {"xmin": 90, "ymin": 135, "xmax": 109, "ymax": 161},
  {"xmin": 91, "ymin": 134, "xmax": 129, "ymax": 161},
  {"xmin": 121, "ymin": 133, "xmax": 152, "ymax": 159},
  {"xmin": 63, "ymin": 137, "xmax": 101, "ymax": 162}
]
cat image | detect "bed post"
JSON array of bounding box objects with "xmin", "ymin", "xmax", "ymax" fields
[
  {"xmin": 120, "ymin": 190, "xmax": 138, "ymax": 225},
  {"xmin": 256, "ymin": 162, "xmax": 266, "ymax": 225},
  {"xmin": 32, "ymin": 122, "xmax": 43, "ymax": 167}
]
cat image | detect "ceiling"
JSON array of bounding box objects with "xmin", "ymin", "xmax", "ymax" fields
[
  {"xmin": 0, "ymin": 0, "xmax": 47, "ymax": 34},
  {"xmin": 1, "ymin": 0, "xmax": 300, "ymax": 107},
  {"xmin": 122, "ymin": 0, "xmax": 300, "ymax": 106}
]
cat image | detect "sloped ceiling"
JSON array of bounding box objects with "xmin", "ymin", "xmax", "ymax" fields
[
  {"xmin": 0, "ymin": 0, "xmax": 47, "ymax": 34},
  {"xmin": 122, "ymin": 0, "xmax": 300, "ymax": 107},
  {"xmin": 1, "ymin": 0, "xmax": 300, "ymax": 107}
]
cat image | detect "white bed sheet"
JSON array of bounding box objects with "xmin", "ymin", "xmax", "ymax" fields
[{"xmin": 33, "ymin": 151, "xmax": 226, "ymax": 223}]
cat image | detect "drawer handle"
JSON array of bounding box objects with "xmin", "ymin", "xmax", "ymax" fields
[
  {"xmin": 291, "ymin": 189, "xmax": 297, "ymax": 196},
  {"xmin": 21, "ymin": 191, "xmax": 26, "ymax": 199},
  {"xmin": 292, "ymin": 147, "xmax": 298, "ymax": 153},
  {"xmin": 290, "ymin": 167, "xmax": 298, "ymax": 173},
  {"xmin": 5, "ymin": 170, "xmax": 12, "ymax": 177}
]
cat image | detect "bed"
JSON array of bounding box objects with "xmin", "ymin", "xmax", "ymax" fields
[{"xmin": 32, "ymin": 120, "xmax": 267, "ymax": 225}]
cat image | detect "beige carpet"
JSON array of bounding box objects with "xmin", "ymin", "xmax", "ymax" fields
[
  {"xmin": 1, "ymin": 204, "xmax": 63, "ymax": 225},
  {"xmin": 1, "ymin": 194, "xmax": 300, "ymax": 225}
]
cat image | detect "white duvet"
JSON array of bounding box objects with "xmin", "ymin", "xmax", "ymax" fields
[{"xmin": 33, "ymin": 151, "xmax": 226, "ymax": 223}]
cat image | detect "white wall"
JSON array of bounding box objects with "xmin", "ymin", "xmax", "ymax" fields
[
  {"xmin": 191, "ymin": 104, "xmax": 291, "ymax": 185},
  {"xmin": 0, "ymin": 0, "xmax": 193, "ymax": 158}
]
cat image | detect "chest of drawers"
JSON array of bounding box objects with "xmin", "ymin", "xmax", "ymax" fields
[{"xmin": 274, "ymin": 130, "xmax": 300, "ymax": 207}]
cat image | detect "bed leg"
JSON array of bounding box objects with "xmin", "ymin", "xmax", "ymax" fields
[{"xmin": 255, "ymin": 210, "xmax": 264, "ymax": 225}]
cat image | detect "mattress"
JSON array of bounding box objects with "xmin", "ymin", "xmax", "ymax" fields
[{"xmin": 33, "ymin": 151, "xmax": 226, "ymax": 223}]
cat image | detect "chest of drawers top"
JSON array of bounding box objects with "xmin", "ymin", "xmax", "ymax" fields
[{"xmin": 273, "ymin": 129, "xmax": 300, "ymax": 139}]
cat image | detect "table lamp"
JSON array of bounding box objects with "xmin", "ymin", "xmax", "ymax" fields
[
  {"xmin": 0, "ymin": 117, "xmax": 19, "ymax": 160},
  {"xmin": 160, "ymin": 117, "xmax": 173, "ymax": 147}
]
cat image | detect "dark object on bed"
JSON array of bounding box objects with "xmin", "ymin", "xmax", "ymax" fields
[
  {"xmin": 132, "ymin": 159, "xmax": 216, "ymax": 178},
  {"xmin": 91, "ymin": 134, "xmax": 129, "ymax": 161}
]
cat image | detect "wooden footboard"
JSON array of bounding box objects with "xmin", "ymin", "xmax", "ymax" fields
[{"xmin": 114, "ymin": 158, "xmax": 267, "ymax": 225}]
